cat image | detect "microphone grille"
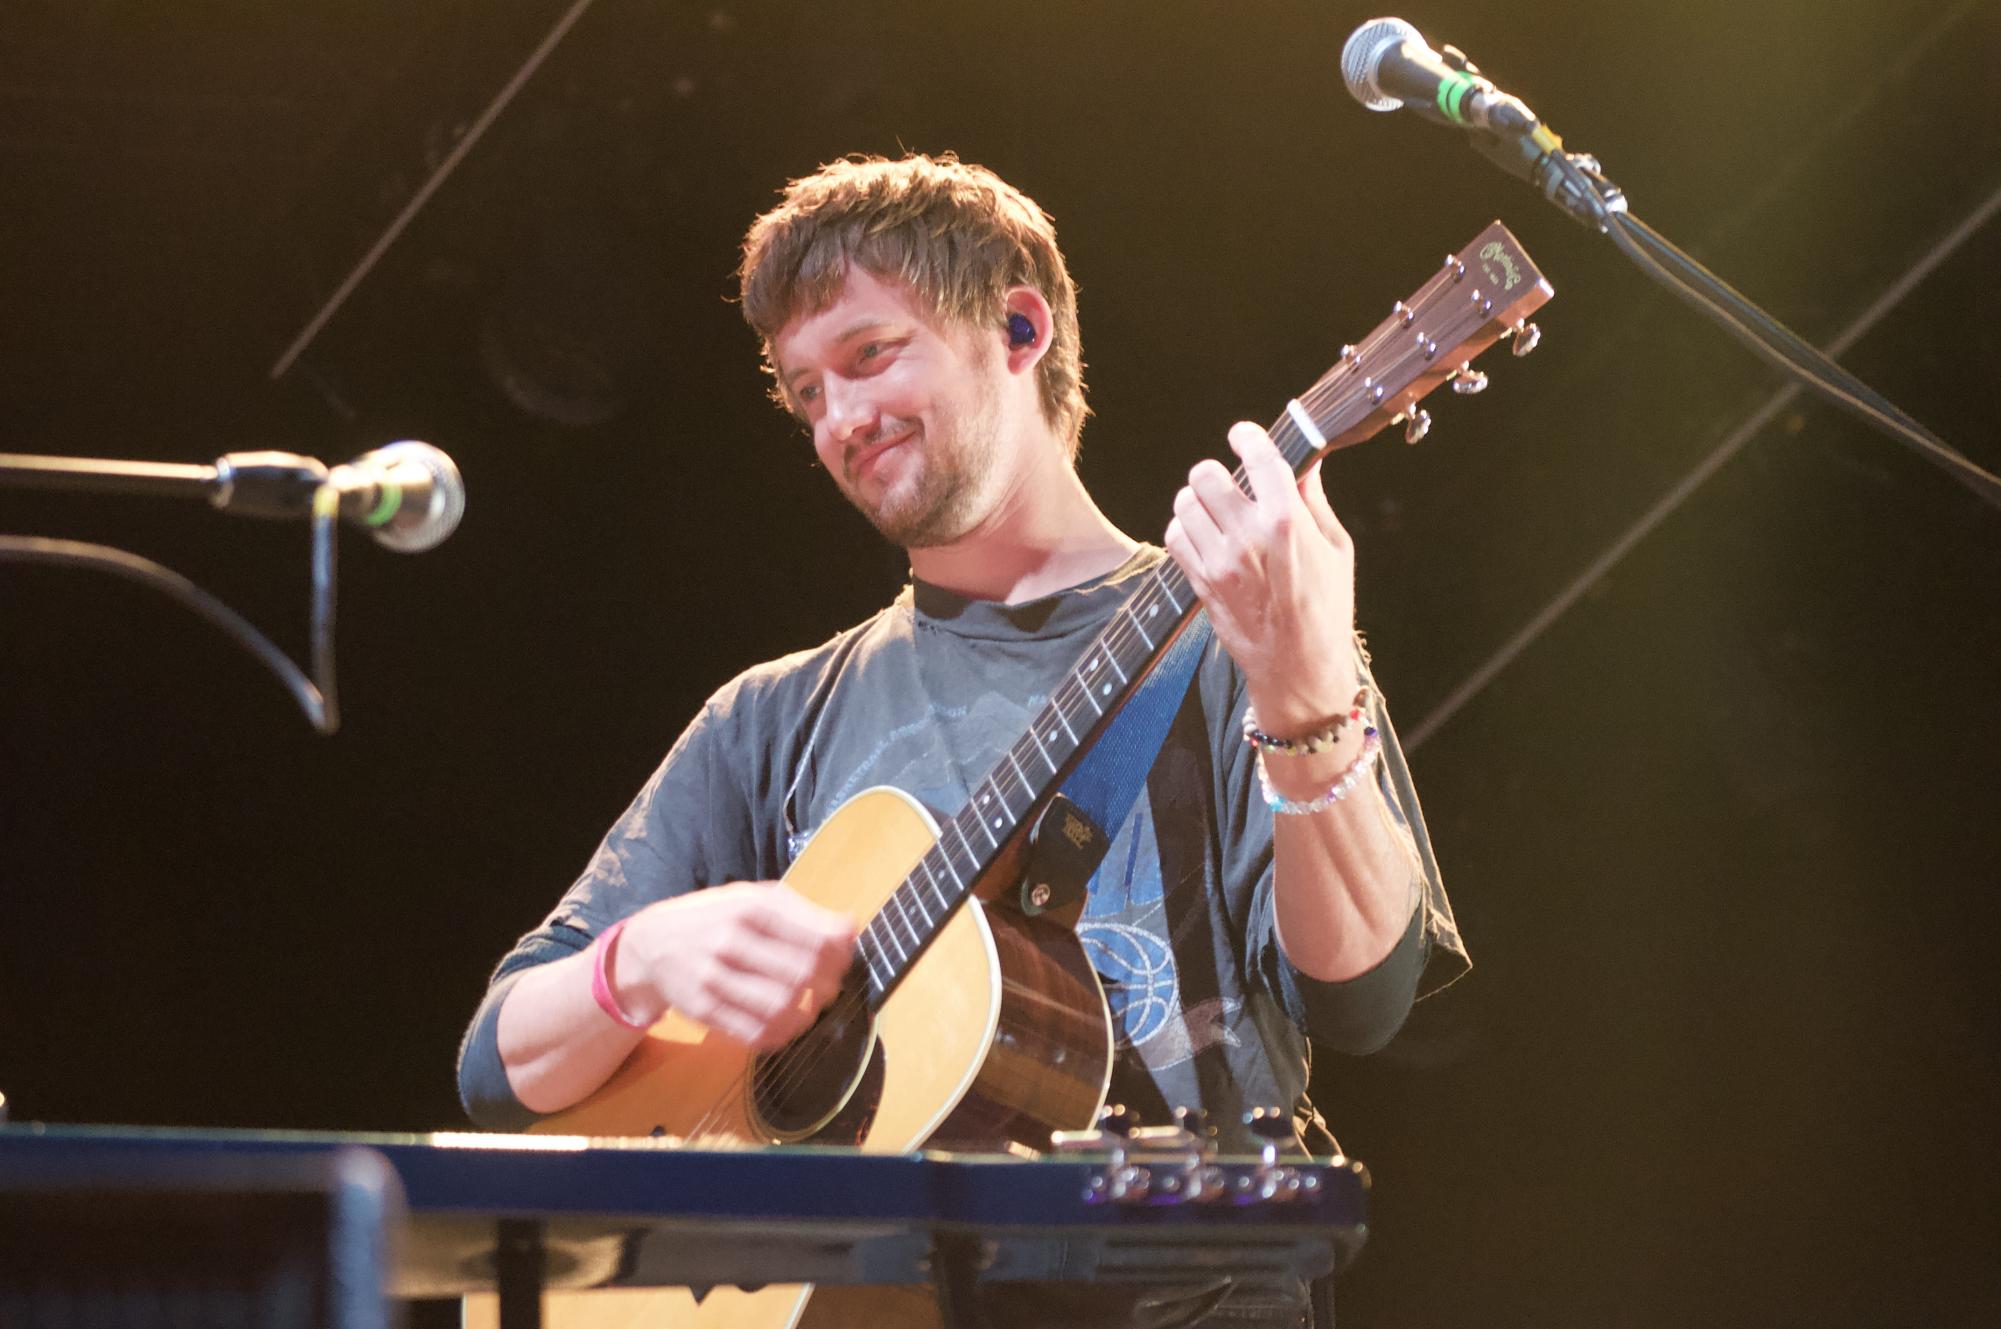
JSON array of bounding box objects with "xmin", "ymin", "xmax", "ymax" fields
[
  {"xmin": 369, "ymin": 441, "xmax": 465, "ymax": 554},
  {"xmin": 1340, "ymin": 16, "xmax": 1424, "ymax": 112}
]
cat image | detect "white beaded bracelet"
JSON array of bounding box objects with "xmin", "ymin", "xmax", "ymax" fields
[{"xmin": 1257, "ymin": 726, "xmax": 1382, "ymax": 815}]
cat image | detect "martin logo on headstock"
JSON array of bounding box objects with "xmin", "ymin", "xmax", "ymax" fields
[{"xmin": 1478, "ymin": 238, "xmax": 1524, "ymax": 291}]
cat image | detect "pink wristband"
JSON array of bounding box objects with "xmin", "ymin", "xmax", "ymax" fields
[{"xmin": 590, "ymin": 917, "xmax": 650, "ymax": 1032}]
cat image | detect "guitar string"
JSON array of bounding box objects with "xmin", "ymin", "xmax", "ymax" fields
[
  {"xmin": 683, "ymin": 268, "xmax": 1503, "ymax": 1145},
  {"xmin": 678, "ymin": 261, "xmax": 1517, "ymax": 1144}
]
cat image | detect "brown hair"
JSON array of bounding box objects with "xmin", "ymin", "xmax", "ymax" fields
[{"xmin": 739, "ymin": 153, "xmax": 1087, "ymax": 454}]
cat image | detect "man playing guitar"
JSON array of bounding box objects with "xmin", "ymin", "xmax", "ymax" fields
[{"xmin": 458, "ymin": 152, "xmax": 1467, "ymax": 1329}]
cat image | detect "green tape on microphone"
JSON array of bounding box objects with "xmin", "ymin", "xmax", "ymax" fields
[
  {"xmin": 1436, "ymin": 71, "xmax": 1476, "ymax": 125},
  {"xmin": 365, "ymin": 482, "xmax": 403, "ymax": 527}
]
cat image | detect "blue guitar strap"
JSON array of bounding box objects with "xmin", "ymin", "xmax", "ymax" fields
[{"xmin": 1021, "ymin": 610, "xmax": 1214, "ymax": 913}]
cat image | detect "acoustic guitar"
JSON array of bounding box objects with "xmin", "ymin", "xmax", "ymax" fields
[{"xmin": 466, "ymin": 220, "xmax": 1552, "ymax": 1329}]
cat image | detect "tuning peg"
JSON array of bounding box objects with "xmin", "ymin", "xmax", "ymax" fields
[
  {"xmin": 1449, "ymin": 365, "xmax": 1489, "ymax": 395},
  {"xmin": 1510, "ymin": 320, "xmax": 1542, "ymax": 357},
  {"xmin": 1399, "ymin": 408, "xmax": 1432, "ymax": 444}
]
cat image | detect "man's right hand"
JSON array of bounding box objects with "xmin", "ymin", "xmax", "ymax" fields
[{"xmin": 614, "ymin": 883, "xmax": 858, "ymax": 1049}]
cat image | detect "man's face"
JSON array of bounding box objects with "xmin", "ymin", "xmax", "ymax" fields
[{"xmin": 771, "ymin": 266, "xmax": 1012, "ymax": 549}]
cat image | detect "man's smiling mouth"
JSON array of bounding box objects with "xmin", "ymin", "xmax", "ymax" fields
[{"xmin": 849, "ymin": 428, "xmax": 916, "ymax": 481}]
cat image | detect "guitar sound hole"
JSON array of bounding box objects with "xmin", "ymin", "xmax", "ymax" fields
[{"xmin": 749, "ymin": 984, "xmax": 878, "ymax": 1141}]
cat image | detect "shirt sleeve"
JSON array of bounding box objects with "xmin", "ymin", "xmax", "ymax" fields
[
  {"xmin": 454, "ymin": 689, "xmax": 772, "ymax": 1128},
  {"xmin": 1214, "ymin": 640, "xmax": 1470, "ymax": 1055}
]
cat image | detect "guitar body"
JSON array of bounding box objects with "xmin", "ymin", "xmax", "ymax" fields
[{"xmin": 465, "ymin": 785, "xmax": 1115, "ymax": 1329}]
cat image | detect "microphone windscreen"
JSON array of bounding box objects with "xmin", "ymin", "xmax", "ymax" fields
[
  {"xmin": 358, "ymin": 441, "xmax": 465, "ymax": 554},
  {"xmin": 1341, "ymin": 16, "xmax": 1425, "ymax": 111}
]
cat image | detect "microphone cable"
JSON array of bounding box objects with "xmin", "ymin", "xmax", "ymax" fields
[{"xmin": 0, "ymin": 481, "xmax": 343, "ymax": 734}]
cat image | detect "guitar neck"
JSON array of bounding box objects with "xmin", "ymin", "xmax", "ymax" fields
[
  {"xmin": 850, "ymin": 555, "xmax": 1203, "ymax": 1006},
  {"xmin": 851, "ymin": 220, "xmax": 1554, "ymax": 1006}
]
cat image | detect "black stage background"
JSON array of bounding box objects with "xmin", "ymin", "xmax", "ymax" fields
[{"xmin": 4, "ymin": 2, "xmax": 2000, "ymax": 1324}]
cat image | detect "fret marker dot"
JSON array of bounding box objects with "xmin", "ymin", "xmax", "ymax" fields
[{"xmin": 1101, "ymin": 683, "xmax": 1112, "ymax": 696}]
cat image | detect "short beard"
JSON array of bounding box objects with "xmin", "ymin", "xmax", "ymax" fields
[
  {"xmin": 868, "ymin": 476, "xmax": 981, "ymax": 549},
  {"xmin": 849, "ymin": 367, "xmax": 1002, "ymax": 550}
]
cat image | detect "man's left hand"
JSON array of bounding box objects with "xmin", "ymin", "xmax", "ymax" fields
[{"xmin": 1164, "ymin": 421, "xmax": 1361, "ymax": 734}]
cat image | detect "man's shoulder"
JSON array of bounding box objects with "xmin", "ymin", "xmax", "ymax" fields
[{"xmin": 706, "ymin": 592, "xmax": 916, "ymax": 717}]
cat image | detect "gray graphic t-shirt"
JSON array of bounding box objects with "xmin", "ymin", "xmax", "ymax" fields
[{"xmin": 458, "ymin": 548, "xmax": 1466, "ymax": 1150}]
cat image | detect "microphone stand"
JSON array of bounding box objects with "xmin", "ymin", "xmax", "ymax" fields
[
  {"xmin": 1460, "ymin": 98, "xmax": 2001, "ymax": 511},
  {"xmin": 0, "ymin": 450, "xmax": 343, "ymax": 734},
  {"xmin": 0, "ymin": 449, "xmax": 337, "ymax": 516}
]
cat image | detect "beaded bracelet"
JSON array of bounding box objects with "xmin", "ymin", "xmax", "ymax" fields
[
  {"xmin": 1258, "ymin": 727, "xmax": 1382, "ymax": 815},
  {"xmin": 1242, "ymin": 686, "xmax": 1375, "ymax": 756},
  {"xmin": 590, "ymin": 916, "xmax": 651, "ymax": 1032}
]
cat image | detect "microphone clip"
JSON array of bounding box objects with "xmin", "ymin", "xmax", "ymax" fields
[
  {"xmin": 1466, "ymin": 125, "xmax": 1628, "ymax": 232},
  {"xmin": 209, "ymin": 451, "xmax": 331, "ymax": 520},
  {"xmin": 1436, "ymin": 42, "xmax": 1479, "ymax": 76}
]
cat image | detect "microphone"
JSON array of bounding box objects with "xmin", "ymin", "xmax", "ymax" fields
[
  {"xmin": 1337, "ymin": 17, "xmax": 1620, "ymax": 228},
  {"xmin": 1339, "ymin": 17, "xmax": 1536, "ymax": 134},
  {"xmin": 212, "ymin": 441, "xmax": 466, "ymax": 553},
  {"xmin": 328, "ymin": 441, "xmax": 467, "ymax": 553}
]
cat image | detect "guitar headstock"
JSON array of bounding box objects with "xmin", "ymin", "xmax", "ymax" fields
[{"xmin": 1277, "ymin": 220, "xmax": 1553, "ymax": 470}]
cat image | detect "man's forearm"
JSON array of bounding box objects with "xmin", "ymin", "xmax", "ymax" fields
[
  {"xmin": 490, "ymin": 883, "xmax": 858, "ymax": 1118},
  {"xmin": 494, "ymin": 947, "xmax": 647, "ymax": 1115},
  {"xmin": 1266, "ymin": 747, "xmax": 1424, "ymax": 982}
]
